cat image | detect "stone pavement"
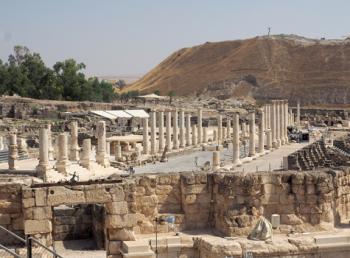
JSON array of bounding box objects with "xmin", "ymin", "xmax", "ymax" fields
[{"xmin": 135, "ymin": 141, "xmax": 311, "ymax": 174}]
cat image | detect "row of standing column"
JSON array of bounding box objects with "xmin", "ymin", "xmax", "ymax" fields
[{"xmin": 143, "ymin": 108, "xmax": 205, "ymax": 155}]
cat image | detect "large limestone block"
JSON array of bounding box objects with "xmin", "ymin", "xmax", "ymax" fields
[
  {"xmin": 24, "ymin": 219, "xmax": 52, "ymax": 234},
  {"xmin": 106, "ymin": 201, "xmax": 128, "ymax": 215},
  {"xmin": 85, "ymin": 187, "xmax": 112, "ymax": 203},
  {"xmin": 183, "ymin": 184, "xmax": 207, "ymax": 194},
  {"xmin": 47, "ymin": 186, "xmax": 85, "ymax": 206},
  {"xmin": 108, "ymin": 228, "xmax": 136, "ymax": 241},
  {"xmin": 106, "ymin": 214, "xmax": 139, "ymax": 229},
  {"xmin": 0, "ymin": 214, "xmax": 11, "ymax": 225},
  {"xmin": 34, "ymin": 189, "xmax": 46, "ymax": 206}
]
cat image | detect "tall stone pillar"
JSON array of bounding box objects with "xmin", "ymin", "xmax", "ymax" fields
[
  {"xmin": 241, "ymin": 123, "xmax": 247, "ymax": 138},
  {"xmin": 114, "ymin": 143, "xmax": 122, "ymax": 161},
  {"xmin": 150, "ymin": 111, "xmax": 157, "ymax": 154},
  {"xmin": 8, "ymin": 134, "xmax": 18, "ymax": 170},
  {"xmin": 258, "ymin": 111, "xmax": 265, "ymax": 155},
  {"xmin": 276, "ymin": 101, "xmax": 281, "ymax": 147},
  {"xmin": 266, "ymin": 129, "xmax": 272, "ymax": 150},
  {"xmin": 81, "ymin": 138, "xmax": 92, "ymax": 169},
  {"xmin": 280, "ymin": 100, "xmax": 285, "ymax": 145},
  {"xmin": 56, "ymin": 133, "xmax": 70, "ymax": 175},
  {"xmin": 284, "ymin": 100, "xmax": 289, "ymax": 143},
  {"xmin": 192, "ymin": 124, "xmax": 197, "ymax": 147},
  {"xmin": 266, "ymin": 104, "xmax": 271, "ymax": 130},
  {"xmin": 0, "ymin": 136, "xmax": 3, "ymax": 150},
  {"xmin": 248, "ymin": 112, "xmax": 256, "ymax": 157},
  {"xmin": 197, "ymin": 108, "xmax": 203, "ymax": 144},
  {"xmin": 213, "ymin": 130, "xmax": 217, "ymax": 142},
  {"xmin": 227, "ymin": 118, "xmax": 231, "ymax": 138},
  {"xmin": 172, "ymin": 109, "xmax": 179, "ymax": 150},
  {"xmin": 212, "ymin": 151, "xmax": 220, "ymax": 170},
  {"xmin": 185, "ymin": 113, "xmax": 191, "ymax": 146},
  {"xmin": 69, "ymin": 121, "xmax": 80, "ymax": 161},
  {"xmin": 203, "ymin": 127, "xmax": 208, "ymax": 143},
  {"xmin": 158, "ymin": 111, "xmax": 165, "ymax": 153},
  {"xmin": 232, "ymin": 113, "xmax": 241, "ymax": 165},
  {"xmin": 271, "ymin": 101, "xmax": 277, "ymax": 148},
  {"xmin": 296, "ymin": 100, "xmax": 301, "ymax": 126},
  {"xmin": 166, "ymin": 111, "xmax": 172, "ymax": 150},
  {"xmin": 217, "ymin": 115, "xmax": 222, "ymax": 143},
  {"xmin": 142, "ymin": 117, "xmax": 149, "ymax": 154},
  {"xmin": 222, "ymin": 127, "xmax": 226, "ymax": 140},
  {"xmin": 96, "ymin": 121, "xmax": 110, "ymax": 167},
  {"xmin": 37, "ymin": 125, "xmax": 51, "ymax": 180},
  {"xmin": 179, "ymin": 109, "xmax": 185, "ymax": 148},
  {"xmin": 47, "ymin": 124, "xmax": 54, "ymax": 161}
]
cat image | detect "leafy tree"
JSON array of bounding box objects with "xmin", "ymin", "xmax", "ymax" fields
[
  {"xmin": 168, "ymin": 90, "xmax": 176, "ymax": 104},
  {"xmin": 154, "ymin": 90, "xmax": 160, "ymax": 96}
]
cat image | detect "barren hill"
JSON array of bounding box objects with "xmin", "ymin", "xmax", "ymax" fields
[{"xmin": 126, "ymin": 35, "xmax": 350, "ymax": 105}]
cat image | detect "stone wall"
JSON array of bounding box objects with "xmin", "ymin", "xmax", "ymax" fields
[
  {"xmin": 0, "ymin": 183, "xmax": 23, "ymax": 245},
  {"xmin": 13, "ymin": 167, "xmax": 350, "ymax": 257},
  {"xmin": 53, "ymin": 204, "xmax": 92, "ymax": 241}
]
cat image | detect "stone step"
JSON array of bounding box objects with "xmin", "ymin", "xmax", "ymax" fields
[
  {"xmin": 315, "ymin": 235, "xmax": 350, "ymax": 245},
  {"xmin": 122, "ymin": 240, "xmax": 151, "ymax": 253}
]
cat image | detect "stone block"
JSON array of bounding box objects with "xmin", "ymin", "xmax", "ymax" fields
[
  {"xmin": 106, "ymin": 201, "xmax": 128, "ymax": 215},
  {"xmin": 24, "ymin": 220, "xmax": 52, "ymax": 234},
  {"xmin": 47, "ymin": 187, "xmax": 85, "ymax": 206},
  {"xmin": 110, "ymin": 186, "xmax": 125, "ymax": 202},
  {"xmin": 183, "ymin": 184, "xmax": 207, "ymax": 194},
  {"xmin": 35, "ymin": 189, "xmax": 46, "ymax": 206},
  {"xmin": 85, "ymin": 188, "xmax": 112, "ymax": 203},
  {"xmin": 184, "ymin": 194, "xmax": 196, "ymax": 204},
  {"xmin": 22, "ymin": 198, "xmax": 35, "ymax": 208},
  {"xmin": 22, "ymin": 188, "xmax": 33, "ymax": 199},
  {"xmin": 12, "ymin": 217, "xmax": 24, "ymax": 230},
  {"xmin": 108, "ymin": 228, "xmax": 136, "ymax": 241},
  {"xmin": 106, "ymin": 214, "xmax": 138, "ymax": 228},
  {"xmin": 33, "ymin": 207, "xmax": 52, "ymax": 220},
  {"xmin": 108, "ymin": 240, "xmax": 122, "ymax": 254},
  {"xmin": 156, "ymin": 185, "xmax": 173, "ymax": 195}
]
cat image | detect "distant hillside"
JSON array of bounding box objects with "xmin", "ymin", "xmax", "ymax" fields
[{"xmin": 125, "ymin": 35, "xmax": 350, "ymax": 105}]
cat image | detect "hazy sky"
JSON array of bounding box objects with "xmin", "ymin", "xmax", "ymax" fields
[{"xmin": 1, "ymin": 0, "xmax": 350, "ymax": 77}]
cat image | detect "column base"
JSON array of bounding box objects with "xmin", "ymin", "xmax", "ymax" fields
[
  {"xmin": 96, "ymin": 154, "xmax": 110, "ymax": 168},
  {"xmin": 80, "ymin": 160, "xmax": 92, "ymax": 170},
  {"xmin": 232, "ymin": 159, "xmax": 242, "ymax": 168},
  {"xmin": 56, "ymin": 160, "xmax": 70, "ymax": 175}
]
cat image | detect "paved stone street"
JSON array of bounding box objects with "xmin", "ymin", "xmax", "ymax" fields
[{"xmin": 135, "ymin": 141, "xmax": 310, "ymax": 174}]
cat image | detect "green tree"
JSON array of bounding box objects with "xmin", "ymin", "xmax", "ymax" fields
[{"xmin": 168, "ymin": 90, "xmax": 176, "ymax": 104}]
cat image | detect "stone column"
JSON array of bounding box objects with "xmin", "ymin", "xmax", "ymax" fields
[
  {"xmin": 197, "ymin": 108, "xmax": 203, "ymax": 144},
  {"xmin": 212, "ymin": 151, "xmax": 220, "ymax": 169},
  {"xmin": 81, "ymin": 138, "xmax": 92, "ymax": 169},
  {"xmin": 185, "ymin": 113, "xmax": 191, "ymax": 146},
  {"xmin": 114, "ymin": 143, "xmax": 122, "ymax": 161},
  {"xmin": 37, "ymin": 125, "xmax": 51, "ymax": 179},
  {"xmin": 258, "ymin": 111, "xmax": 265, "ymax": 155},
  {"xmin": 271, "ymin": 101, "xmax": 277, "ymax": 148},
  {"xmin": 0, "ymin": 136, "xmax": 3, "ymax": 150},
  {"xmin": 248, "ymin": 112, "xmax": 256, "ymax": 157},
  {"xmin": 179, "ymin": 109, "xmax": 185, "ymax": 148},
  {"xmin": 192, "ymin": 124, "xmax": 197, "ymax": 147},
  {"xmin": 280, "ymin": 100, "xmax": 285, "ymax": 145},
  {"xmin": 285, "ymin": 100, "xmax": 289, "ymax": 143},
  {"xmin": 203, "ymin": 127, "xmax": 208, "ymax": 143},
  {"xmin": 217, "ymin": 115, "xmax": 222, "ymax": 143},
  {"xmin": 8, "ymin": 134, "xmax": 18, "ymax": 170},
  {"xmin": 232, "ymin": 113, "xmax": 241, "ymax": 165},
  {"xmin": 213, "ymin": 130, "xmax": 217, "ymax": 142},
  {"xmin": 241, "ymin": 122, "xmax": 247, "ymax": 138},
  {"xmin": 227, "ymin": 118, "xmax": 231, "ymax": 138},
  {"xmin": 142, "ymin": 117, "xmax": 149, "ymax": 154},
  {"xmin": 96, "ymin": 121, "xmax": 110, "ymax": 167},
  {"xmin": 150, "ymin": 111, "xmax": 156, "ymax": 154},
  {"xmin": 222, "ymin": 127, "xmax": 226, "ymax": 140},
  {"xmin": 47, "ymin": 124, "xmax": 54, "ymax": 161},
  {"xmin": 172, "ymin": 109, "xmax": 179, "ymax": 150},
  {"xmin": 158, "ymin": 111, "xmax": 165, "ymax": 153},
  {"xmin": 56, "ymin": 133, "xmax": 70, "ymax": 175},
  {"xmin": 106, "ymin": 141, "xmax": 111, "ymax": 157},
  {"xmin": 276, "ymin": 101, "xmax": 281, "ymax": 147},
  {"xmin": 69, "ymin": 121, "xmax": 80, "ymax": 161},
  {"xmin": 266, "ymin": 104, "xmax": 271, "ymax": 129},
  {"xmin": 266, "ymin": 129, "xmax": 272, "ymax": 150},
  {"xmin": 166, "ymin": 111, "xmax": 172, "ymax": 150},
  {"xmin": 296, "ymin": 100, "xmax": 301, "ymax": 126}
]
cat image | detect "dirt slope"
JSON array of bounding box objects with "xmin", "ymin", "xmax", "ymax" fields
[{"xmin": 126, "ymin": 35, "xmax": 350, "ymax": 104}]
